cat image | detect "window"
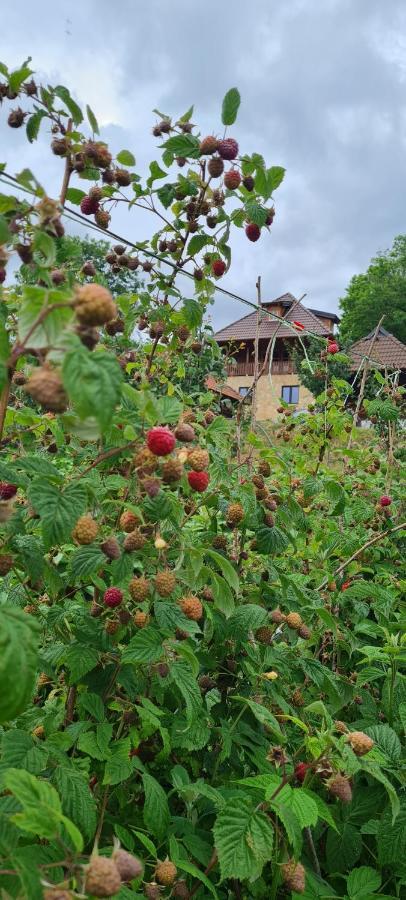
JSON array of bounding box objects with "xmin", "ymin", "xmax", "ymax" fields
[
  {"xmin": 281, "ymin": 385, "xmax": 299, "ymax": 404},
  {"xmin": 239, "ymin": 386, "xmax": 250, "ymax": 397}
]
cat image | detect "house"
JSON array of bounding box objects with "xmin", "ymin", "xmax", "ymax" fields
[
  {"xmin": 213, "ymin": 293, "xmax": 339, "ymax": 420},
  {"xmin": 348, "ymin": 327, "xmax": 406, "ymax": 384}
]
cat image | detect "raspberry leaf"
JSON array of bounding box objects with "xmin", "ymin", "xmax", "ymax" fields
[{"xmin": 221, "ymin": 87, "xmax": 241, "ymax": 126}]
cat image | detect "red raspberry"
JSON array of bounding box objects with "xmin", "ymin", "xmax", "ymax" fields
[
  {"xmin": 0, "ymin": 269, "xmax": 6, "ymax": 284},
  {"xmin": 0, "ymin": 482, "xmax": 18, "ymax": 500},
  {"xmin": 188, "ymin": 471, "xmax": 210, "ymax": 492},
  {"xmin": 103, "ymin": 587, "xmax": 123, "ymax": 608},
  {"xmin": 327, "ymin": 341, "xmax": 339, "ymax": 354},
  {"xmin": 80, "ymin": 196, "xmax": 100, "ymax": 215},
  {"xmin": 245, "ymin": 223, "xmax": 261, "ymax": 242},
  {"xmin": 217, "ymin": 138, "xmax": 239, "ymax": 160},
  {"xmin": 341, "ymin": 580, "xmax": 352, "ymax": 591},
  {"xmin": 212, "ymin": 260, "xmax": 226, "ymax": 278},
  {"xmin": 294, "ymin": 762, "xmax": 310, "ymax": 784},
  {"xmin": 380, "ymin": 495, "xmax": 392, "ymax": 507},
  {"xmin": 224, "ymin": 169, "xmax": 241, "ymax": 190},
  {"xmin": 147, "ymin": 426, "xmax": 176, "ymax": 456}
]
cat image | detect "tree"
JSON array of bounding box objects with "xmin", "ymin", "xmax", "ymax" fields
[
  {"xmin": 339, "ymin": 235, "xmax": 406, "ymax": 345},
  {"xmin": 291, "ymin": 335, "xmax": 352, "ymax": 400}
]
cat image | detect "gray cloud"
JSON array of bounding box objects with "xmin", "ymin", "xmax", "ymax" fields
[{"xmin": 1, "ymin": 0, "xmax": 405, "ymax": 329}]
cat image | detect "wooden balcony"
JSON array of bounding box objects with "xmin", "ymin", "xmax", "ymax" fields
[{"xmin": 226, "ymin": 359, "xmax": 294, "ymax": 377}]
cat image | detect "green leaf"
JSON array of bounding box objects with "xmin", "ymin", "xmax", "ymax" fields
[
  {"xmin": 178, "ymin": 105, "xmax": 194, "ymax": 123},
  {"xmin": 26, "ymin": 109, "xmax": 47, "ymax": 143},
  {"xmin": 0, "ymin": 729, "xmax": 47, "ymax": 775},
  {"xmin": 62, "ymin": 347, "xmax": 123, "ymax": 430},
  {"xmin": 65, "ymin": 186, "xmax": 86, "ymax": 205},
  {"xmin": 205, "ymin": 549, "xmax": 239, "ymax": 593},
  {"xmin": 69, "ymin": 544, "xmax": 106, "ymax": 579},
  {"xmin": 364, "ymin": 724, "xmax": 401, "ymax": 764},
  {"xmin": 209, "ymin": 571, "xmax": 235, "ymax": 618},
  {"xmin": 176, "ymin": 860, "xmax": 219, "ymax": 898},
  {"xmin": 245, "ymin": 201, "xmax": 268, "ymax": 227},
  {"xmin": 359, "ymin": 760, "xmax": 400, "ymax": 824},
  {"xmin": 154, "ymin": 394, "xmax": 183, "ymax": 424},
  {"xmin": 221, "ymin": 88, "xmax": 241, "ymax": 126},
  {"xmin": 325, "ymin": 823, "xmax": 362, "ymax": 874},
  {"xmin": 171, "ymin": 662, "xmax": 203, "ymax": 726},
  {"xmin": 142, "ymin": 773, "xmax": 170, "ymax": 840},
  {"xmin": 63, "ymin": 643, "xmax": 99, "ymax": 683},
  {"xmin": 187, "ymin": 234, "xmax": 209, "ymax": 256},
  {"xmin": 8, "ymin": 63, "xmax": 33, "ymax": 93},
  {"xmin": 148, "ymin": 160, "xmax": 167, "ymax": 185},
  {"xmin": 267, "ymin": 166, "xmax": 286, "ymax": 192},
  {"xmin": 104, "ymin": 737, "xmax": 142, "ymax": 785},
  {"xmin": 0, "ymin": 214, "xmax": 11, "ymax": 243},
  {"xmin": 377, "ymin": 801, "xmax": 406, "ymax": 865},
  {"xmin": 0, "ymin": 607, "xmax": 40, "ymax": 723},
  {"xmin": 18, "ymin": 285, "xmax": 74, "ymax": 348},
  {"xmin": 214, "ymin": 796, "xmax": 274, "ymax": 881},
  {"xmin": 116, "ymin": 149, "xmax": 136, "ymax": 166},
  {"xmin": 28, "ymin": 479, "xmax": 87, "ymax": 547},
  {"xmin": 227, "ymin": 604, "xmax": 268, "ymax": 640},
  {"xmin": 54, "ymin": 85, "xmax": 83, "ymax": 125},
  {"xmin": 122, "ymin": 627, "xmax": 163, "ymax": 665},
  {"xmin": 86, "ymin": 104, "xmax": 100, "ymax": 134},
  {"xmin": 161, "ymin": 134, "xmax": 201, "ymax": 158},
  {"xmin": 347, "ymin": 867, "xmax": 381, "ymax": 899},
  {"xmin": 77, "ymin": 724, "xmax": 113, "ymax": 761},
  {"xmin": 4, "ymin": 769, "xmax": 61, "ymax": 840},
  {"xmin": 255, "ymin": 525, "xmax": 290, "ymax": 554},
  {"xmin": 230, "ymin": 696, "xmax": 284, "ymax": 741}
]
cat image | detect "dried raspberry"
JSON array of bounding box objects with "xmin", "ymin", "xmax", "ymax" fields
[
  {"xmin": 100, "ymin": 537, "xmax": 121, "ymax": 559},
  {"xmin": 90, "ymin": 602, "xmax": 103, "ymax": 617},
  {"xmin": 80, "ymin": 195, "xmax": 99, "ymax": 215},
  {"xmin": 379, "ymin": 495, "xmax": 392, "ymax": 507},
  {"xmin": 74, "ymin": 283, "xmax": 117, "ymax": 326},
  {"xmin": 334, "ymin": 720, "xmax": 349, "ymax": 734},
  {"xmin": 188, "ymin": 471, "xmax": 210, "ymax": 492},
  {"xmin": 226, "ymin": 502, "xmax": 244, "ymax": 526},
  {"xmin": 270, "ymin": 608, "xmax": 286, "ymax": 624},
  {"xmin": 191, "ymin": 340, "xmax": 202, "ymax": 353},
  {"xmin": 142, "ymin": 477, "xmax": 161, "ymax": 498},
  {"xmin": 286, "ymin": 612, "xmax": 303, "ymax": 630},
  {"xmin": 291, "ymin": 688, "xmax": 305, "ymax": 706},
  {"xmin": 8, "ymin": 108, "xmax": 25, "ymax": 128},
  {"xmin": 85, "ymin": 855, "xmax": 121, "ymax": 897},
  {"xmin": 258, "ymin": 460, "xmax": 271, "ymax": 476},
  {"xmin": 112, "ymin": 848, "xmax": 143, "ymax": 881},
  {"xmin": 149, "ymin": 320, "xmax": 165, "ymax": 338},
  {"xmin": 162, "ymin": 458, "xmax": 184, "ymax": 483},
  {"xmin": 179, "ymin": 595, "xmax": 203, "ymax": 620},
  {"xmin": 144, "ymin": 884, "xmax": 161, "ymax": 899},
  {"xmin": 114, "ymin": 168, "xmax": 132, "ymax": 186},
  {"xmin": 173, "ymin": 880, "xmax": 190, "ymax": 898},
  {"xmin": 217, "ymin": 138, "xmax": 239, "ymax": 160},
  {"xmin": 281, "ymin": 860, "xmax": 305, "ymax": 893},
  {"xmin": 294, "ymin": 762, "xmax": 310, "ymax": 783},
  {"xmin": 182, "ymin": 409, "xmax": 196, "ymax": 424},
  {"xmin": 242, "ymin": 175, "xmax": 255, "ymax": 191},
  {"xmin": 72, "ymin": 514, "xmax": 99, "ymax": 545},
  {"xmin": 105, "ymin": 618, "xmax": 119, "ymax": 635},
  {"xmin": 94, "ymin": 209, "xmax": 111, "ymax": 229},
  {"xmin": 155, "ymin": 860, "xmax": 177, "ymax": 886},
  {"xmin": 103, "ymin": 587, "xmax": 123, "ymax": 608},
  {"xmin": 187, "ymin": 448, "xmax": 209, "ymax": 471},
  {"xmin": 155, "ymin": 569, "xmax": 176, "ymax": 597},
  {"xmin": 0, "ymin": 553, "xmax": 14, "ymax": 575},
  {"xmin": 133, "ymin": 447, "xmax": 157, "ymax": 474},
  {"xmin": 212, "ymin": 259, "xmax": 226, "ymax": 277},
  {"xmin": 133, "ymin": 609, "xmax": 150, "ymax": 628},
  {"xmin": 129, "ymin": 577, "xmax": 150, "ymax": 602},
  {"xmin": 177, "ymin": 325, "xmax": 190, "ymax": 342},
  {"xmin": 265, "ymin": 207, "xmax": 275, "ymax": 225},
  {"xmin": 123, "ymin": 529, "xmax": 145, "ymax": 551},
  {"xmin": 328, "ymin": 774, "xmax": 352, "ymax": 803},
  {"xmin": 212, "ymin": 535, "xmax": 228, "ymax": 550},
  {"xmin": 25, "ymin": 366, "xmax": 68, "ymax": 412},
  {"xmin": 174, "ymin": 423, "xmax": 195, "ymax": 442},
  {"xmin": 255, "ymin": 626, "xmax": 273, "ymax": 645},
  {"xmin": 0, "ymin": 482, "xmax": 17, "ymax": 500},
  {"xmin": 120, "ymin": 510, "xmax": 141, "ymax": 532},
  {"xmin": 298, "ymin": 624, "xmax": 311, "ymax": 639},
  {"xmin": 82, "ymin": 260, "xmax": 96, "ymax": 276},
  {"xmin": 147, "ymin": 426, "xmax": 176, "ymax": 457},
  {"xmin": 224, "ymin": 169, "xmax": 241, "ymax": 190},
  {"xmin": 347, "ymin": 731, "xmax": 374, "ymax": 756},
  {"xmin": 208, "ymin": 157, "xmax": 224, "ymax": 178},
  {"xmin": 51, "ymin": 137, "xmax": 68, "ymax": 156},
  {"xmin": 245, "ymin": 223, "xmax": 261, "ymax": 242},
  {"xmin": 199, "ymin": 136, "xmax": 219, "ymax": 155}
]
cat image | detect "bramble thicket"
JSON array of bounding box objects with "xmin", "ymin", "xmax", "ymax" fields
[{"xmin": 0, "ymin": 59, "xmax": 405, "ymax": 900}]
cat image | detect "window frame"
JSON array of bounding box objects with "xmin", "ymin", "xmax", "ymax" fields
[{"xmin": 281, "ymin": 384, "xmax": 299, "ymax": 404}]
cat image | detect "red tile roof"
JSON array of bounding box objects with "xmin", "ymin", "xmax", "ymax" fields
[
  {"xmin": 213, "ymin": 296, "xmax": 331, "ymax": 342},
  {"xmin": 349, "ymin": 328, "xmax": 406, "ymax": 370},
  {"xmin": 205, "ymin": 375, "xmax": 242, "ymax": 401}
]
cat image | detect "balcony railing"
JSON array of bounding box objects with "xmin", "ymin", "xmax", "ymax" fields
[{"xmin": 226, "ymin": 360, "xmax": 294, "ymax": 376}]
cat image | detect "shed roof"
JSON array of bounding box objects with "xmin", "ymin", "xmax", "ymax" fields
[{"xmin": 205, "ymin": 375, "xmax": 242, "ymax": 401}]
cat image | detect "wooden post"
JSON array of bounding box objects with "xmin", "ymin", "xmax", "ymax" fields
[
  {"xmin": 251, "ymin": 276, "xmax": 261, "ymax": 429},
  {"xmin": 347, "ymin": 316, "xmax": 384, "ymax": 448}
]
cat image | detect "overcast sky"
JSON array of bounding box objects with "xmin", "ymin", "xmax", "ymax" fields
[{"xmin": 1, "ymin": 0, "xmax": 405, "ymax": 329}]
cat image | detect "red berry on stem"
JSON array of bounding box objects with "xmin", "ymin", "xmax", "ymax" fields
[
  {"xmin": 245, "ymin": 223, "xmax": 261, "ymax": 242},
  {"xmin": 188, "ymin": 471, "xmax": 210, "ymax": 492},
  {"xmin": 80, "ymin": 196, "xmax": 99, "ymax": 215},
  {"xmin": 212, "ymin": 260, "xmax": 226, "ymax": 278},
  {"xmin": 327, "ymin": 341, "xmax": 339, "ymax": 354},
  {"xmin": 147, "ymin": 426, "xmax": 176, "ymax": 457},
  {"xmin": 217, "ymin": 138, "xmax": 239, "ymax": 160},
  {"xmin": 103, "ymin": 587, "xmax": 123, "ymax": 608},
  {"xmin": 0, "ymin": 482, "xmax": 18, "ymax": 500},
  {"xmin": 380, "ymin": 495, "xmax": 392, "ymax": 507},
  {"xmin": 294, "ymin": 762, "xmax": 310, "ymax": 784},
  {"xmin": 224, "ymin": 169, "xmax": 241, "ymax": 190}
]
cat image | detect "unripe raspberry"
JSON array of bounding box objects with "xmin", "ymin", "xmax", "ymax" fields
[
  {"xmin": 291, "ymin": 688, "xmax": 305, "ymax": 706},
  {"xmin": 155, "ymin": 860, "xmax": 177, "ymax": 886},
  {"xmin": 112, "ymin": 848, "xmax": 143, "ymax": 881},
  {"xmin": 270, "ymin": 608, "xmax": 286, "ymax": 624},
  {"xmin": 258, "ymin": 460, "xmax": 271, "ymax": 476},
  {"xmin": 0, "ymin": 553, "xmax": 14, "ymax": 575},
  {"xmin": 43, "ymin": 889, "xmax": 73, "ymax": 900},
  {"xmin": 177, "ymin": 324, "xmax": 190, "ymax": 342},
  {"xmin": 188, "ymin": 471, "xmax": 210, "ymax": 492},
  {"xmin": 105, "ymin": 618, "xmax": 120, "ymax": 635},
  {"xmin": 207, "ymin": 156, "xmax": 224, "ymax": 178},
  {"xmin": 94, "ymin": 208, "xmax": 111, "ymax": 229},
  {"xmin": 149, "ymin": 320, "xmax": 165, "ymax": 338},
  {"xmin": 187, "ymin": 448, "xmax": 209, "ymax": 471},
  {"xmin": 133, "ymin": 609, "xmax": 150, "ymax": 628},
  {"xmin": 286, "ymin": 612, "xmax": 303, "ymax": 630},
  {"xmin": 147, "ymin": 426, "xmax": 176, "ymax": 457},
  {"xmin": 212, "ymin": 535, "xmax": 228, "ymax": 550},
  {"xmin": 174, "ymin": 423, "xmax": 195, "ymax": 442},
  {"xmin": 80, "ymin": 195, "xmax": 99, "ymax": 215},
  {"xmin": 72, "ymin": 515, "xmax": 99, "ymax": 544},
  {"xmin": 81, "ymin": 260, "xmax": 96, "ymax": 277},
  {"xmin": 298, "ymin": 624, "xmax": 311, "ymax": 639},
  {"xmin": 134, "ymin": 447, "xmax": 157, "ymax": 474},
  {"xmin": 88, "ymin": 186, "xmax": 103, "ymax": 203},
  {"xmin": 204, "ymin": 409, "xmax": 215, "ymax": 424},
  {"xmin": 173, "ymin": 880, "xmax": 190, "ymax": 898},
  {"xmin": 114, "ymin": 168, "xmax": 132, "ymax": 186},
  {"xmin": 255, "ymin": 626, "xmax": 273, "ymax": 645},
  {"xmin": 242, "ymin": 175, "xmax": 255, "ymax": 191},
  {"xmin": 100, "ymin": 537, "xmax": 121, "ymax": 559},
  {"xmin": 224, "ymin": 169, "xmax": 241, "ymax": 190},
  {"xmin": 123, "ymin": 529, "xmax": 146, "ymax": 551},
  {"xmin": 217, "ymin": 138, "xmax": 239, "ymax": 160},
  {"xmin": 129, "ymin": 577, "xmax": 150, "ymax": 602},
  {"xmin": 334, "ymin": 720, "xmax": 349, "ymax": 734},
  {"xmin": 328, "ymin": 774, "xmax": 352, "ymax": 804},
  {"xmin": 32, "ymin": 725, "xmax": 45, "ymax": 739},
  {"xmin": 144, "ymin": 884, "xmax": 161, "ymax": 899},
  {"xmin": 226, "ymin": 502, "xmax": 244, "ymax": 526},
  {"xmin": 74, "ymin": 283, "xmax": 117, "ymax": 325},
  {"xmin": 182, "ymin": 409, "xmax": 196, "ymax": 424},
  {"xmin": 155, "ymin": 569, "xmax": 176, "ymax": 596},
  {"xmin": 8, "ymin": 107, "xmax": 25, "ymax": 128},
  {"xmin": 201, "ymin": 586, "xmax": 213, "ymax": 601},
  {"xmin": 162, "ymin": 458, "xmax": 184, "ymax": 483},
  {"xmin": 103, "ymin": 587, "xmax": 123, "ymax": 608},
  {"xmin": 0, "ymin": 482, "xmax": 17, "ymax": 500},
  {"xmin": 120, "ymin": 510, "xmax": 141, "ymax": 533},
  {"xmin": 245, "ymin": 222, "xmax": 261, "ymax": 242},
  {"xmin": 281, "ymin": 860, "xmax": 305, "ymax": 893},
  {"xmin": 179, "ymin": 595, "xmax": 203, "ymax": 620},
  {"xmin": 199, "ymin": 135, "xmax": 219, "ymax": 155},
  {"xmin": 264, "ymin": 513, "xmax": 275, "ymax": 527},
  {"xmin": 25, "ymin": 366, "xmax": 68, "ymax": 412},
  {"xmin": 51, "ymin": 137, "xmax": 68, "ymax": 156},
  {"xmin": 347, "ymin": 730, "xmax": 374, "ymax": 756},
  {"xmin": 85, "ymin": 855, "xmax": 121, "ymax": 897},
  {"xmin": 90, "ymin": 601, "xmax": 103, "ymax": 617}
]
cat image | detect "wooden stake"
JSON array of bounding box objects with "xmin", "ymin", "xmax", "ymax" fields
[{"xmin": 251, "ymin": 275, "xmax": 261, "ymax": 429}]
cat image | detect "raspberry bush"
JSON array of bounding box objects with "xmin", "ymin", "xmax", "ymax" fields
[{"xmin": 0, "ymin": 60, "xmax": 405, "ymax": 900}]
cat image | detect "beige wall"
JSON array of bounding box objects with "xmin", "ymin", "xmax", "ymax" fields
[{"xmin": 227, "ymin": 373, "xmax": 315, "ymax": 421}]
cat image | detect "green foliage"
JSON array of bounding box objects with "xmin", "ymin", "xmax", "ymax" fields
[{"xmin": 339, "ymin": 234, "xmax": 406, "ymax": 344}]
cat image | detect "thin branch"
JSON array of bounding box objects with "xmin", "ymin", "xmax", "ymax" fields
[
  {"xmin": 305, "ymin": 826, "xmax": 321, "ymax": 877},
  {"xmin": 317, "ymin": 520, "xmax": 406, "ymax": 590},
  {"xmin": 347, "ymin": 316, "xmax": 384, "ymax": 448},
  {"xmin": 59, "ymin": 118, "xmax": 73, "ymax": 205},
  {"xmin": 189, "ymin": 850, "xmax": 218, "ymax": 898}
]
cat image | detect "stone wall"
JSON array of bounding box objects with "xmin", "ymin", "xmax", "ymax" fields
[{"xmin": 226, "ymin": 373, "xmax": 314, "ymax": 421}]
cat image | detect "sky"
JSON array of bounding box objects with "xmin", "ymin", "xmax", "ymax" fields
[{"xmin": 0, "ymin": 0, "xmax": 405, "ymax": 330}]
